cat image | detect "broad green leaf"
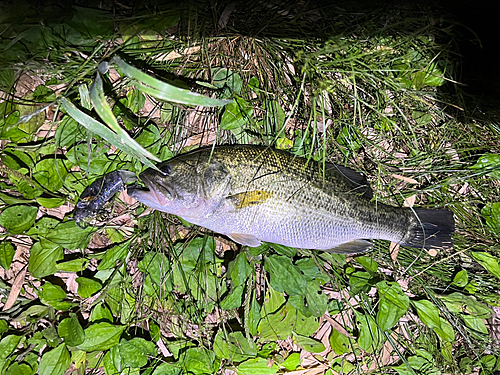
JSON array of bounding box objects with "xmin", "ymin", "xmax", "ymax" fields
[
  {"xmin": 220, "ymin": 285, "xmax": 245, "ymax": 310},
  {"xmin": 181, "ymin": 347, "xmax": 219, "ymax": 375},
  {"xmin": 126, "ymin": 87, "xmax": 146, "ymax": 112},
  {"xmin": 55, "ymin": 116, "xmax": 86, "ymax": 148},
  {"xmin": 356, "ymin": 313, "xmax": 383, "ymax": 353},
  {"xmin": 5, "ymin": 362, "xmax": 32, "ymax": 375},
  {"xmin": 27, "ymin": 217, "xmax": 60, "ymax": 237},
  {"xmin": 452, "ymin": 270, "xmax": 468, "ymax": 287},
  {"xmin": 257, "ymin": 303, "xmax": 318, "ymax": 341},
  {"xmin": 220, "ymin": 97, "xmax": 253, "ymax": 130},
  {"xmin": 66, "ymin": 143, "xmax": 111, "ymax": 175},
  {"xmin": 33, "ymin": 85, "xmax": 56, "ymax": 103},
  {"xmin": 0, "ymin": 241, "xmax": 15, "ymax": 270},
  {"xmin": 434, "ymin": 318, "xmax": 455, "ymax": 343},
  {"xmin": 0, "ymin": 320, "xmax": 8, "ymax": 335},
  {"xmin": 58, "ymin": 313, "xmax": 85, "ymax": 347},
  {"xmin": 98, "ymin": 239, "xmax": 133, "ymax": 270},
  {"xmin": 281, "ymin": 353, "xmax": 301, "ymax": 371},
  {"xmin": 355, "ymin": 256, "xmax": 378, "ymax": 273},
  {"xmin": 264, "ymin": 255, "xmax": 307, "ymax": 296},
  {"xmin": 13, "ymin": 305, "xmax": 50, "ymax": 325},
  {"xmin": 213, "ymin": 331, "xmax": 257, "ymax": 362},
  {"xmin": 228, "ymin": 252, "xmax": 252, "ymax": 287},
  {"xmin": 212, "ymin": 67, "xmax": 243, "ymax": 94},
  {"xmin": 348, "ymin": 271, "xmax": 372, "ymax": 295},
  {"xmin": 77, "ymin": 322, "xmax": 126, "ymax": 352},
  {"xmin": 0, "ymin": 335, "xmax": 23, "ymax": 369},
  {"xmin": 152, "ymin": 363, "xmax": 182, "ymax": 375},
  {"xmin": 45, "ymin": 221, "xmax": 94, "ymax": 249},
  {"xmin": 119, "ymin": 337, "xmax": 156, "ymax": 368},
  {"xmin": 90, "ymin": 303, "xmax": 114, "ymax": 323},
  {"xmin": 295, "ymin": 258, "xmax": 326, "ymax": 282},
  {"xmin": 293, "ymin": 333, "xmax": 325, "ymax": 353},
  {"xmin": 376, "ymin": 281, "xmax": 410, "ymax": 331},
  {"xmin": 470, "ymin": 252, "xmax": 500, "ymax": 279},
  {"xmin": 36, "ymin": 197, "xmax": 66, "ymax": 209},
  {"xmin": 0, "ymin": 191, "xmax": 33, "ymax": 205},
  {"xmin": 29, "ymin": 241, "xmax": 63, "ymax": 278},
  {"xmin": 39, "ymin": 282, "xmax": 67, "ymax": 303},
  {"xmin": 412, "ymin": 300, "xmax": 441, "ymax": 329},
  {"xmin": 261, "ymin": 288, "xmax": 286, "ymax": 315},
  {"xmin": 392, "ymin": 354, "xmax": 439, "ymax": 375},
  {"xmin": 76, "ymin": 277, "xmax": 102, "ymax": 298},
  {"xmin": 305, "ymin": 280, "xmax": 327, "ymax": 317},
  {"xmin": 56, "ymin": 258, "xmax": 87, "ymax": 272},
  {"xmin": 39, "ymin": 343, "xmax": 70, "ymax": 375},
  {"xmin": 0, "ymin": 205, "xmax": 38, "ymax": 234},
  {"xmin": 462, "ymin": 315, "xmax": 488, "ymax": 334},
  {"xmin": 135, "ymin": 124, "xmax": 161, "ymax": 156},
  {"xmin": 33, "ymin": 159, "xmax": 68, "ymax": 191},
  {"xmin": 60, "ymin": 97, "xmax": 160, "ymax": 171},
  {"xmin": 481, "ymin": 202, "xmax": 500, "ymax": 234},
  {"xmin": 237, "ymin": 358, "xmax": 279, "ymax": 375},
  {"xmin": 329, "ymin": 328, "xmax": 352, "ymax": 355},
  {"xmin": 248, "ymin": 295, "xmax": 261, "ymax": 336},
  {"xmin": 471, "ymin": 153, "xmax": 500, "ymax": 179},
  {"xmin": 138, "ymin": 251, "xmax": 173, "ymax": 297},
  {"xmin": 270, "ymin": 243, "xmax": 296, "ymax": 257},
  {"xmin": 113, "ymin": 56, "xmax": 232, "ymax": 107}
]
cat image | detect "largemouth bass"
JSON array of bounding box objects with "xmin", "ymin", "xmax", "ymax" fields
[{"xmin": 127, "ymin": 145, "xmax": 454, "ymax": 253}]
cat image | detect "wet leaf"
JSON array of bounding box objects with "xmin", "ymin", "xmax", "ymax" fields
[
  {"xmin": 119, "ymin": 337, "xmax": 156, "ymax": 368},
  {"xmin": 38, "ymin": 343, "xmax": 70, "ymax": 375},
  {"xmin": 452, "ymin": 270, "xmax": 468, "ymax": 287},
  {"xmin": 480, "ymin": 202, "xmax": 500, "ymax": 234},
  {"xmin": 77, "ymin": 322, "xmax": 126, "ymax": 351},
  {"xmin": 58, "ymin": 313, "xmax": 85, "ymax": 347},
  {"xmin": 220, "ymin": 97, "xmax": 253, "ymax": 130},
  {"xmin": 0, "ymin": 205, "xmax": 38, "ymax": 234},
  {"xmin": 471, "ymin": 153, "xmax": 500, "ymax": 179},
  {"xmin": 471, "ymin": 252, "xmax": 500, "ymax": 279},
  {"xmin": 0, "ymin": 335, "xmax": 23, "ymax": 368}
]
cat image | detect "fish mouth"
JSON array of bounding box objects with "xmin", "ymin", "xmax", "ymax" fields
[{"xmin": 127, "ymin": 173, "xmax": 175, "ymax": 210}]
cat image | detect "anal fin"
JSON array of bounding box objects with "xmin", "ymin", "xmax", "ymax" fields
[
  {"xmin": 324, "ymin": 239, "xmax": 373, "ymax": 254},
  {"xmin": 227, "ymin": 233, "xmax": 262, "ymax": 247}
]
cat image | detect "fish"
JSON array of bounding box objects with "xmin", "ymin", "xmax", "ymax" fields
[
  {"xmin": 74, "ymin": 170, "xmax": 136, "ymax": 227},
  {"xmin": 127, "ymin": 145, "xmax": 454, "ymax": 253}
]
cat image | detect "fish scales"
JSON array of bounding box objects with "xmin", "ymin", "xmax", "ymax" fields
[{"xmin": 127, "ymin": 145, "xmax": 454, "ymax": 253}]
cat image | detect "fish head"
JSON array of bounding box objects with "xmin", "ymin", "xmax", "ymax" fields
[{"xmin": 127, "ymin": 155, "xmax": 230, "ymax": 219}]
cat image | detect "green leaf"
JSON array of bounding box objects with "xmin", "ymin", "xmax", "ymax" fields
[
  {"xmin": 264, "ymin": 255, "xmax": 307, "ymax": 296},
  {"xmin": 348, "ymin": 271, "xmax": 372, "ymax": 295},
  {"xmin": 228, "ymin": 252, "xmax": 252, "ymax": 287},
  {"xmin": 5, "ymin": 362, "xmax": 32, "ymax": 375},
  {"xmin": 58, "ymin": 313, "xmax": 85, "ymax": 347},
  {"xmin": 452, "ymin": 270, "xmax": 468, "ymax": 287},
  {"xmin": 220, "ymin": 285, "xmax": 245, "ymax": 310},
  {"xmin": 36, "ymin": 197, "xmax": 66, "ymax": 209},
  {"xmin": 261, "ymin": 288, "xmax": 286, "ymax": 315},
  {"xmin": 98, "ymin": 239, "xmax": 132, "ymax": 270},
  {"xmin": 433, "ymin": 317, "xmax": 455, "ymax": 343},
  {"xmin": 76, "ymin": 277, "xmax": 102, "ymax": 298},
  {"xmin": 56, "ymin": 258, "xmax": 87, "ymax": 272},
  {"xmin": 0, "ymin": 241, "xmax": 15, "ymax": 270},
  {"xmin": 356, "ymin": 313, "xmax": 383, "ymax": 353},
  {"xmin": 295, "ymin": 258, "xmax": 326, "ymax": 282},
  {"xmin": 33, "ymin": 159, "xmax": 68, "ymax": 191},
  {"xmin": 0, "ymin": 320, "xmax": 8, "ymax": 335},
  {"xmin": 237, "ymin": 357, "xmax": 279, "ymax": 375},
  {"xmin": 470, "ymin": 252, "xmax": 500, "ymax": 279},
  {"xmin": 39, "ymin": 282, "xmax": 67, "ymax": 303},
  {"xmin": 305, "ymin": 280, "xmax": 327, "ymax": 317},
  {"xmin": 55, "ymin": 116, "xmax": 86, "ymax": 148},
  {"xmin": 119, "ymin": 337, "xmax": 156, "ymax": 368},
  {"xmin": 376, "ymin": 281, "xmax": 410, "ymax": 331},
  {"xmin": 60, "ymin": 97, "xmax": 160, "ymax": 171},
  {"xmin": 220, "ymin": 97, "xmax": 253, "ymax": 130},
  {"xmin": 257, "ymin": 302, "xmax": 318, "ymax": 341},
  {"xmin": 471, "ymin": 153, "xmax": 500, "ymax": 179},
  {"xmin": 137, "ymin": 251, "xmax": 173, "ymax": 297},
  {"xmin": 0, "ymin": 205, "xmax": 38, "ymax": 234},
  {"xmin": 152, "ymin": 363, "xmax": 182, "ymax": 375},
  {"xmin": 90, "ymin": 303, "xmax": 114, "ymax": 322},
  {"xmin": 270, "ymin": 243, "xmax": 296, "ymax": 257},
  {"xmin": 77, "ymin": 322, "xmax": 126, "ymax": 352},
  {"xmin": 45, "ymin": 221, "xmax": 94, "ymax": 250},
  {"xmin": 355, "ymin": 256, "xmax": 378, "ymax": 273},
  {"xmin": 212, "ymin": 67, "xmax": 243, "ymax": 94},
  {"xmin": 329, "ymin": 329, "xmax": 353, "ymax": 355},
  {"xmin": 480, "ymin": 202, "xmax": 500, "ymax": 234},
  {"xmin": 293, "ymin": 333, "xmax": 325, "ymax": 353},
  {"xmin": 0, "ymin": 335, "xmax": 23, "ymax": 370},
  {"xmin": 281, "ymin": 352, "xmax": 300, "ymax": 371},
  {"xmin": 39, "ymin": 343, "xmax": 70, "ymax": 375},
  {"xmin": 462, "ymin": 315, "xmax": 488, "ymax": 334},
  {"xmin": 213, "ymin": 331, "xmax": 257, "ymax": 362},
  {"xmin": 28, "ymin": 241, "xmax": 63, "ymax": 278},
  {"xmin": 33, "ymin": 85, "xmax": 56, "ymax": 103},
  {"xmin": 181, "ymin": 347, "xmax": 219, "ymax": 375},
  {"xmin": 113, "ymin": 56, "xmax": 232, "ymax": 107},
  {"xmin": 412, "ymin": 300, "xmax": 441, "ymax": 329},
  {"xmin": 248, "ymin": 295, "xmax": 261, "ymax": 336}
]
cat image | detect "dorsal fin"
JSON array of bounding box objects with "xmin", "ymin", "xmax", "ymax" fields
[{"xmin": 325, "ymin": 163, "xmax": 373, "ymax": 199}]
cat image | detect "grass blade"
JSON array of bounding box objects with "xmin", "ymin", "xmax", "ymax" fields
[
  {"xmin": 60, "ymin": 97, "xmax": 160, "ymax": 171},
  {"xmin": 112, "ymin": 56, "xmax": 232, "ymax": 107}
]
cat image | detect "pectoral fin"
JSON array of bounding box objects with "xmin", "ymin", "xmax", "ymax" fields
[
  {"xmin": 227, "ymin": 233, "xmax": 262, "ymax": 247},
  {"xmin": 324, "ymin": 240, "xmax": 373, "ymax": 254},
  {"xmin": 228, "ymin": 191, "xmax": 273, "ymax": 209}
]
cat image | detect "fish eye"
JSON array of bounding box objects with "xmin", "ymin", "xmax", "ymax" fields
[{"xmin": 160, "ymin": 163, "xmax": 172, "ymax": 176}]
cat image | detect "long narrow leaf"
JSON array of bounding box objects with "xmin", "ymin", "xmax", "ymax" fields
[
  {"xmin": 60, "ymin": 98, "xmax": 160, "ymax": 171},
  {"xmin": 112, "ymin": 56, "xmax": 232, "ymax": 107},
  {"xmin": 89, "ymin": 73, "xmax": 161, "ymax": 163}
]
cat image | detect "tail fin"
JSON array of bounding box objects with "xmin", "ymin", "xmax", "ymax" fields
[{"xmin": 403, "ymin": 208, "xmax": 455, "ymax": 249}]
